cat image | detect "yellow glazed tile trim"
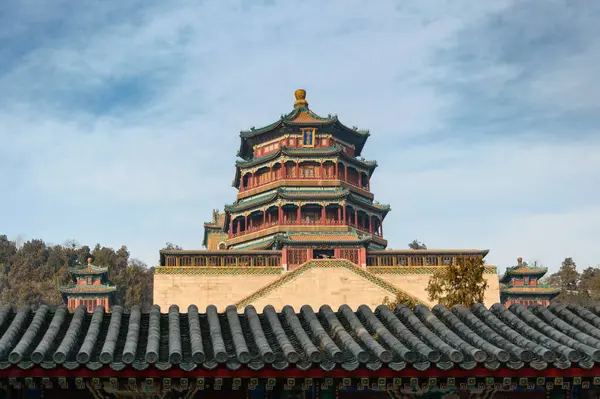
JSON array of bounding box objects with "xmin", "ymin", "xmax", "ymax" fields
[
  {"xmin": 367, "ymin": 265, "xmax": 498, "ymax": 275},
  {"xmin": 154, "ymin": 266, "xmax": 284, "ymax": 275}
]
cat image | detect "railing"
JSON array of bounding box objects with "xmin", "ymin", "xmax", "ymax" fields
[
  {"xmin": 229, "ymin": 220, "xmax": 381, "ymax": 239},
  {"xmin": 239, "ymin": 175, "xmax": 368, "ymax": 192},
  {"xmin": 347, "ymin": 223, "xmax": 382, "ymax": 237},
  {"xmin": 162, "ymin": 253, "xmax": 282, "ymax": 267}
]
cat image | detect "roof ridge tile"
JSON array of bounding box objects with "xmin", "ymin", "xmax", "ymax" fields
[{"xmin": 1, "ymin": 302, "xmax": 600, "ymax": 373}]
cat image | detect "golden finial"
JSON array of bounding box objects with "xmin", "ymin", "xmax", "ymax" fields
[{"xmin": 294, "ymin": 89, "xmax": 308, "ymax": 109}]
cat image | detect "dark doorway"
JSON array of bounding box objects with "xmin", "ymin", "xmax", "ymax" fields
[{"xmin": 313, "ymin": 249, "xmax": 335, "ymax": 259}]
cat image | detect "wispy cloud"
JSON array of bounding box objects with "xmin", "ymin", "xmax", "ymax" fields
[{"xmin": 1, "ymin": 0, "xmax": 599, "ymax": 271}]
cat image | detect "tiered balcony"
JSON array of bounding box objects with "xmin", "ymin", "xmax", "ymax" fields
[
  {"xmin": 229, "ymin": 219, "xmax": 350, "ymax": 238},
  {"xmin": 229, "ymin": 209, "xmax": 383, "ymax": 239},
  {"xmin": 240, "ymin": 174, "xmax": 369, "ymax": 193},
  {"xmin": 239, "ymin": 162, "xmax": 370, "ymax": 194}
]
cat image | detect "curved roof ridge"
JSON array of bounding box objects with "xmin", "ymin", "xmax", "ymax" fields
[
  {"xmin": 224, "ymin": 187, "xmax": 352, "ymax": 213},
  {"xmin": 237, "ymin": 91, "xmax": 371, "ymax": 160},
  {"xmin": 240, "ymin": 107, "xmax": 337, "ymax": 136},
  {"xmin": 4, "ymin": 301, "xmax": 600, "ymax": 372}
]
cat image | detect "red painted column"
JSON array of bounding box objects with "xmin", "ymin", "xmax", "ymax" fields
[
  {"xmin": 337, "ymin": 207, "xmax": 341, "ymax": 222},
  {"xmin": 295, "ymin": 162, "xmax": 299, "ymax": 178},
  {"xmin": 359, "ymin": 247, "xmax": 367, "ymax": 268},
  {"xmin": 369, "ymin": 216, "xmax": 373, "ymax": 233},
  {"xmin": 282, "ymin": 164, "xmax": 287, "ymax": 179},
  {"xmin": 263, "ymin": 210, "xmax": 266, "ymax": 228},
  {"xmin": 244, "ymin": 215, "xmax": 248, "ymax": 232},
  {"xmin": 344, "ymin": 164, "xmax": 348, "ymax": 182},
  {"xmin": 307, "ymin": 248, "xmax": 313, "ymax": 260},
  {"xmin": 379, "ymin": 217, "xmax": 383, "ymax": 236},
  {"xmin": 282, "ymin": 248, "xmax": 288, "ymax": 271},
  {"xmin": 335, "ymin": 162, "xmax": 339, "ymax": 179},
  {"xmin": 278, "ymin": 206, "xmax": 283, "ymax": 223},
  {"xmin": 319, "ymin": 163, "xmax": 324, "ymax": 178},
  {"xmin": 270, "ymin": 166, "xmax": 273, "ymax": 182},
  {"xmin": 321, "ymin": 206, "xmax": 326, "ymax": 224},
  {"xmin": 229, "ymin": 220, "xmax": 233, "ymax": 235},
  {"xmin": 297, "ymin": 206, "xmax": 301, "ymax": 223},
  {"xmin": 342, "ymin": 205, "xmax": 347, "ymax": 223},
  {"xmin": 354, "ymin": 209, "xmax": 358, "ymax": 227}
]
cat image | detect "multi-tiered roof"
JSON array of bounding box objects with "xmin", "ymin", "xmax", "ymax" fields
[
  {"xmin": 500, "ymin": 257, "xmax": 559, "ymax": 307},
  {"xmin": 222, "ymin": 89, "xmax": 390, "ymax": 253},
  {"xmin": 58, "ymin": 257, "xmax": 116, "ymax": 312}
]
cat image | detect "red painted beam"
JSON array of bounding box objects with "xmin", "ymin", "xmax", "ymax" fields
[{"xmin": 0, "ymin": 366, "xmax": 599, "ymax": 379}]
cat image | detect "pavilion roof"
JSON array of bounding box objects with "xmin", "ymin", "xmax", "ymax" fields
[
  {"xmin": 224, "ymin": 187, "xmax": 390, "ymax": 215},
  {"xmin": 500, "ymin": 286, "xmax": 561, "ymax": 296},
  {"xmin": 1, "ymin": 302, "xmax": 600, "ymax": 373},
  {"xmin": 58, "ymin": 284, "xmax": 117, "ymax": 294},
  {"xmin": 237, "ymin": 90, "xmax": 370, "ymax": 160},
  {"xmin": 499, "ymin": 263, "xmax": 549, "ymax": 284},
  {"xmin": 271, "ymin": 231, "xmax": 372, "ymax": 247},
  {"xmin": 233, "ymin": 146, "xmax": 378, "ymax": 185},
  {"xmin": 68, "ymin": 258, "xmax": 109, "ymax": 275}
]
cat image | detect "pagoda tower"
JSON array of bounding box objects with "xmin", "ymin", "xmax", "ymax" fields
[
  {"xmin": 155, "ymin": 89, "xmax": 499, "ymax": 312},
  {"xmin": 59, "ymin": 257, "xmax": 117, "ymax": 312},
  {"xmin": 500, "ymin": 257, "xmax": 559, "ymax": 307},
  {"xmin": 223, "ymin": 89, "xmax": 390, "ymax": 268}
]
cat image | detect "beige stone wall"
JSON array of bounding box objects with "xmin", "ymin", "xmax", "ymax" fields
[
  {"xmin": 484, "ymin": 273, "xmax": 501, "ymax": 307},
  {"xmin": 379, "ymin": 273, "xmax": 500, "ymax": 308},
  {"xmin": 154, "ymin": 269, "xmax": 501, "ymax": 311},
  {"xmin": 248, "ymin": 267, "xmax": 395, "ymax": 312},
  {"xmin": 153, "ymin": 273, "xmax": 280, "ymax": 312}
]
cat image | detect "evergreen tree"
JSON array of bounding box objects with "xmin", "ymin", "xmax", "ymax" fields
[
  {"xmin": 0, "ymin": 235, "xmax": 154, "ymax": 311},
  {"xmin": 546, "ymin": 257, "xmax": 581, "ymax": 303}
]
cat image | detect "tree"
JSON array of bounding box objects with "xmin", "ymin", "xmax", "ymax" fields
[
  {"xmin": 547, "ymin": 260, "xmax": 600, "ymax": 305},
  {"xmin": 0, "ymin": 235, "xmax": 154, "ymax": 311},
  {"xmin": 382, "ymin": 292, "xmax": 418, "ymax": 310},
  {"xmin": 408, "ymin": 240, "xmax": 427, "ymax": 250},
  {"xmin": 0, "ymin": 235, "xmax": 17, "ymax": 303},
  {"xmin": 426, "ymin": 255, "xmax": 488, "ymax": 307},
  {"xmin": 163, "ymin": 242, "xmax": 182, "ymax": 250},
  {"xmin": 579, "ymin": 267, "xmax": 600, "ymax": 300},
  {"xmin": 546, "ymin": 257, "xmax": 580, "ymax": 301},
  {"xmin": 0, "ymin": 235, "xmax": 17, "ymax": 266}
]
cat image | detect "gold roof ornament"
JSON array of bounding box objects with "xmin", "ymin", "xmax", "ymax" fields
[{"xmin": 294, "ymin": 89, "xmax": 308, "ymax": 109}]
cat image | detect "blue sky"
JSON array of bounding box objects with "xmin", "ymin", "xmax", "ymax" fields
[{"xmin": 1, "ymin": 1, "xmax": 599, "ymax": 273}]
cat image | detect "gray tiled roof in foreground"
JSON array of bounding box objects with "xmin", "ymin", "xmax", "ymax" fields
[{"xmin": 0, "ymin": 302, "xmax": 600, "ymax": 372}]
